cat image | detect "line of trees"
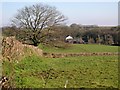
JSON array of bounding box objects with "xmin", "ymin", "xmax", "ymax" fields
[
  {"xmin": 44, "ymin": 25, "xmax": 120, "ymax": 46},
  {"xmin": 2, "ymin": 24, "xmax": 120, "ymax": 46}
]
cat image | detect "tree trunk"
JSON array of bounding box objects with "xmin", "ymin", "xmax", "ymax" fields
[{"xmin": 32, "ymin": 34, "xmax": 39, "ymax": 46}]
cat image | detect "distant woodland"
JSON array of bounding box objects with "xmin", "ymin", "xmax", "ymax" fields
[{"xmin": 2, "ymin": 24, "xmax": 120, "ymax": 46}]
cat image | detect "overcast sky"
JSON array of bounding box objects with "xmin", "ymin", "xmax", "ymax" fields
[{"xmin": 1, "ymin": 0, "xmax": 119, "ymax": 27}]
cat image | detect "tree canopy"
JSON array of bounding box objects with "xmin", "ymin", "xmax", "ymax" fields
[{"xmin": 12, "ymin": 3, "xmax": 67, "ymax": 46}]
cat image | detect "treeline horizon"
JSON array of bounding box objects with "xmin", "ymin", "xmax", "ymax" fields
[{"xmin": 1, "ymin": 23, "xmax": 120, "ymax": 46}]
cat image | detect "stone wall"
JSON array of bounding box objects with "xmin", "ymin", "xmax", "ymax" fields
[
  {"xmin": 2, "ymin": 36, "xmax": 43, "ymax": 61},
  {"xmin": 43, "ymin": 52, "xmax": 119, "ymax": 58}
]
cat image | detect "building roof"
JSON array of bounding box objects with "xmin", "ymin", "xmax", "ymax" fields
[{"xmin": 66, "ymin": 36, "xmax": 73, "ymax": 40}]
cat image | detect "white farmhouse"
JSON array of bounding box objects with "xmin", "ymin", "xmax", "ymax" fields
[{"xmin": 65, "ymin": 35, "xmax": 73, "ymax": 43}]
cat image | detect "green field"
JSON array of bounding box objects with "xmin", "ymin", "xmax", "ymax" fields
[
  {"xmin": 3, "ymin": 55, "xmax": 118, "ymax": 88},
  {"xmin": 38, "ymin": 44, "xmax": 118, "ymax": 53},
  {"xmin": 2, "ymin": 44, "xmax": 119, "ymax": 88}
]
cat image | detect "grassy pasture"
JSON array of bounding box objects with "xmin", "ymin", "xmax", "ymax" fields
[
  {"xmin": 38, "ymin": 44, "xmax": 118, "ymax": 53},
  {"xmin": 2, "ymin": 44, "xmax": 119, "ymax": 88},
  {"xmin": 3, "ymin": 55, "xmax": 118, "ymax": 88}
]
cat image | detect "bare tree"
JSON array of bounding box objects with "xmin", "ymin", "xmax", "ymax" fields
[{"xmin": 12, "ymin": 3, "xmax": 67, "ymax": 46}]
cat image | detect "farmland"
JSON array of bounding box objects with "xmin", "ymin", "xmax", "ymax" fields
[
  {"xmin": 2, "ymin": 44, "xmax": 119, "ymax": 88},
  {"xmin": 38, "ymin": 44, "xmax": 118, "ymax": 53},
  {"xmin": 1, "ymin": 1, "xmax": 119, "ymax": 89}
]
